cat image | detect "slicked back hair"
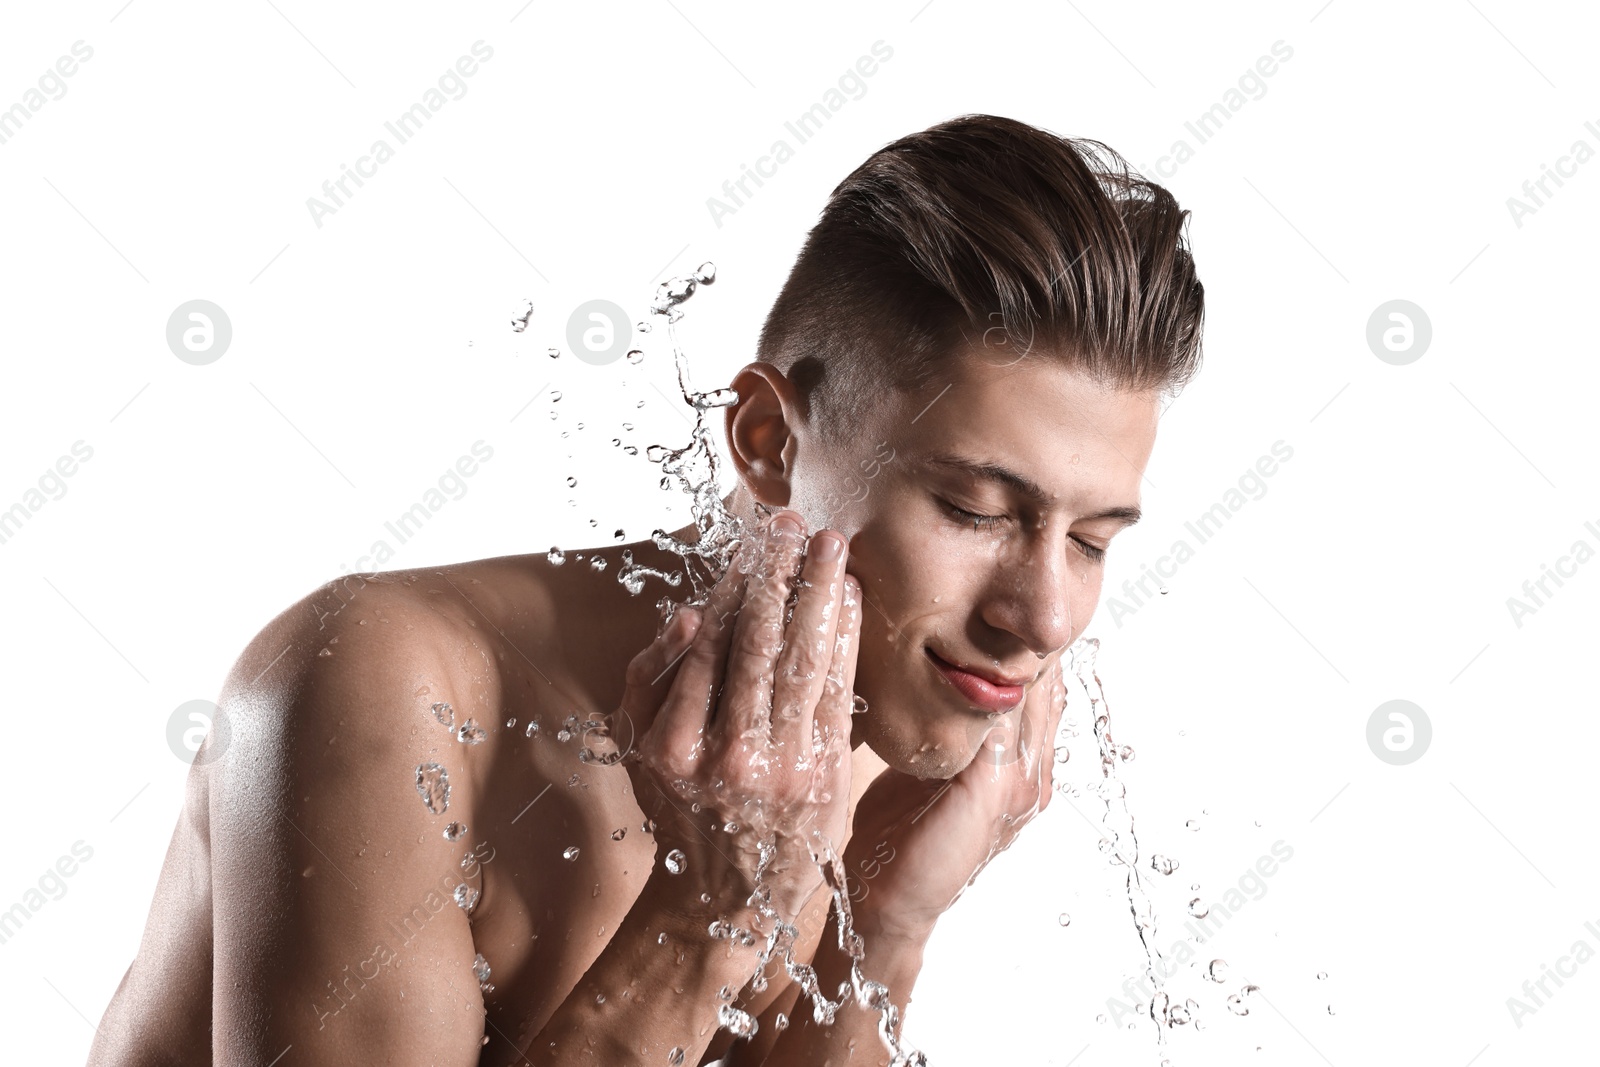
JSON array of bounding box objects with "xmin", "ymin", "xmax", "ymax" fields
[{"xmin": 755, "ymin": 113, "xmax": 1205, "ymax": 439}]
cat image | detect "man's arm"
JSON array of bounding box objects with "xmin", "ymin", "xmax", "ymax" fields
[
  {"xmin": 208, "ymin": 581, "xmax": 494, "ymax": 1064},
  {"xmin": 748, "ymin": 905, "xmax": 929, "ymax": 1067},
  {"xmin": 207, "ymin": 575, "xmax": 815, "ymax": 1066}
]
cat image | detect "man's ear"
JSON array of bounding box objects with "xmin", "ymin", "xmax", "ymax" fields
[{"xmin": 724, "ymin": 363, "xmax": 803, "ymax": 507}]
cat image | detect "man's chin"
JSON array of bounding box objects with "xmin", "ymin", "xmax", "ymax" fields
[{"xmin": 858, "ymin": 709, "xmax": 982, "ymax": 781}]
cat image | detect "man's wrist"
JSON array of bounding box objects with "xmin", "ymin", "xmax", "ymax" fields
[
  {"xmin": 635, "ymin": 865, "xmax": 764, "ymax": 944},
  {"xmin": 848, "ymin": 899, "xmax": 937, "ymax": 951}
]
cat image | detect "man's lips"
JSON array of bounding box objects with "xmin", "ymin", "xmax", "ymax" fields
[{"xmin": 925, "ymin": 647, "xmax": 1027, "ymax": 713}]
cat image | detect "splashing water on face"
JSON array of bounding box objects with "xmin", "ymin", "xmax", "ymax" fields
[{"xmin": 591, "ymin": 264, "xmax": 929, "ymax": 1064}]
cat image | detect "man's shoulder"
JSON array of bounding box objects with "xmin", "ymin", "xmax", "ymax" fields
[{"xmin": 222, "ymin": 558, "xmax": 560, "ymax": 747}]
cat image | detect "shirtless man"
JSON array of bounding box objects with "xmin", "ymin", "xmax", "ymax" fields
[{"xmin": 88, "ymin": 113, "xmax": 1203, "ymax": 1066}]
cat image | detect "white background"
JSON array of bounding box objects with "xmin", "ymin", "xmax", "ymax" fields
[{"xmin": 2, "ymin": 1, "xmax": 1597, "ymax": 1064}]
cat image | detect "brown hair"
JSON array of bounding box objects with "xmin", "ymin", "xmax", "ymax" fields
[{"xmin": 755, "ymin": 113, "xmax": 1205, "ymax": 437}]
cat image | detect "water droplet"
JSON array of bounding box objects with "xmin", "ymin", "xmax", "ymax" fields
[
  {"xmin": 664, "ymin": 849, "xmax": 687, "ymax": 874},
  {"xmin": 1317, "ymin": 970, "xmax": 1328, "ymax": 980},
  {"xmin": 611, "ymin": 827, "xmax": 626, "ymax": 841},
  {"xmin": 1057, "ymin": 913, "xmax": 1071, "ymax": 927},
  {"xmin": 556, "ymin": 727, "xmax": 572, "ymax": 742},
  {"xmin": 511, "ymin": 302, "xmax": 534, "ymax": 333},
  {"xmin": 524, "ymin": 720, "xmax": 541, "ymax": 738},
  {"xmin": 432, "ymin": 701, "xmax": 454, "ymax": 728},
  {"xmin": 547, "ymin": 347, "xmax": 560, "ymax": 358},
  {"xmin": 1208, "ymin": 959, "xmax": 1228, "ymax": 982},
  {"xmin": 505, "ymin": 717, "xmax": 516, "ymax": 729},
  {"xmin": 563, "ymin": 846, "xmax": 580, "ymax": 861},
  {"xmin": 1185, "ymin": 818, "xmax": 1201, "ymax": 831},
  {"xmin": 472, "ymin": 952, "xmax": 492, "ymax": 991},
  {"xmin": 851, "ymin": 694, "xmax": 868, "ymax": 715},
  {"xmin": 456, "ymin": 719, "xmax": 486, "ymax": 744},
  {"xmin": 1118, "ymin": 744, "xmax": 1135, "ymax": 761},
  {"xmin": 415, "ymin": 762, "xmax": 450, "ymax": 814},
  {"xmin": 627, "ymin": 349, "xmax": 644, "ymax": 364},
  {"xmin": 317, "ymin": 646, "xmax": 333, "ymax": 657},
  {"xmin": 551, "ymin": 390, "xmax": 563, "ymax": 402},
  {"xmin": 1188, "ymin": 898, "xmax": 1210, "ymax": 919},
  {"xmin": 591, "ymin": 556, "xmax": 608, "ymax": 572},
  {"xmin": 1151, "ymin": 854, "xmax": 1179, "ymax": 875},
  {"xmin": 695, "ymin": 262, "xmax": 716, "ymax": 284},
  {"xmin": 566, "ymin": 476, "xmax": 577, "ymax": 487},
  {"xmin": 547, "ymin": 547, "xmax": 566, "ymax": 565},
  {"xmin": 1226, "ymin": 994, "xmax": 1248, "ymax": 1016},
  {"xmin": 718, "ymin": 1004, "xmax": 756, "ymax": 1037},
  {"xmin": 454, "ymin": 883, "xmax": 480, "ymax": 910},
  {"xmin": 444, "ymin": 821, "xmax": 467, "ymax": 841},
  {"xmin": 667, "ymin": 1048, "xmax": 684, "ymax": 1066}
]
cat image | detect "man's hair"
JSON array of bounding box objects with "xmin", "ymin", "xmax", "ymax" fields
[{"xmin": 755, "ymin": 113, "xmax": 1205, "ymax": 439}]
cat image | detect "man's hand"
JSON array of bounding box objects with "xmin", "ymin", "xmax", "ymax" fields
[
  {"xmin": 842, "ymin": 656, "xmax": 1068, "ymax": 940},
  {"xmin": 620, "ymin": 509, "xmax": 863, "ymax": 927}
]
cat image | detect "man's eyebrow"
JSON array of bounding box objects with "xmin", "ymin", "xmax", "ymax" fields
[{"xmin": 922, "ymin": 451, "xmax": 1142, "ymax": 526}]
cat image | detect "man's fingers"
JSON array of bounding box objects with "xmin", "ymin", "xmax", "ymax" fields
[
  {"xmin": 652, "ymin": 547, "xmax": 750, "ymax": 758},
  {"xmin": 619, "ymin": 607, "xmax": 703, "ymax": 723},
  {"xmin": 814, "ymin": 573, "xmax": 863, "ymax": 747},
  {"xmin": 718, "ymin": 512, "xmax": 807, "ymax": 739},
  {"xmin": 1035, "ymin": 659, "xmax": 1067, "ymax": 808},
  {"xmin": 770, "ymin": 529, "xmax": 849, "ymax": 752}
]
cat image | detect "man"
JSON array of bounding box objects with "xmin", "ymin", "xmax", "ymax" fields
[{"xmin": 89, "ymin": 113, "xmax": 1203, "ymax": 1066}]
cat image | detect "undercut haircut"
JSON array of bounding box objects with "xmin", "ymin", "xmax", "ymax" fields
[{"xmin": 755, "ymin": 113, "xmax": 1205, "ymax": 440}]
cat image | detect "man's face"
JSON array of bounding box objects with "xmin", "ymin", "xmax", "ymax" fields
[{"xmin": 787, "ymin": 350, "xmax": 1160, "ymax": 779}]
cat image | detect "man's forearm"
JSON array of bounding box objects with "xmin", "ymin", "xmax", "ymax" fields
[
  {"xmin": 526, "ymin": 870, "xmax": 762, "ymax": 1065},
  {"xmin": 757, "ymin": 909, "xmax": 929, "ymax": 1067}
]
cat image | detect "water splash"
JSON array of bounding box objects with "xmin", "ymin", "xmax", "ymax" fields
[
  {"xmin": 415, "ymin": 762, "xmax": 449, "ymax": 815},
  {"xmin": 630, "ymin": 263, "xmax": 749, "ymax": 609},
  {"xmin": 1072, "ymin": 637, "xmax": 1172, "ymax": 1045},
  {"xmin": 472, "ymin": 952, "xmax": 495, "ymax": 992},
  {"xmin": 612, "ymin": 264, "xmax": 927, "ymax": 1065},
  {"xmin": 511, "ymin": 301, "xmax": 534, "ymax": 333}
]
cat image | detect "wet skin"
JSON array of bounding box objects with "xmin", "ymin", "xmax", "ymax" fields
[{"xmin": 89, "ymin": 349, "xmax": 1159, "ymax": 1066}]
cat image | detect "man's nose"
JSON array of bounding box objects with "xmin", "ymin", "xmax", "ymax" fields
[{"xmin": 982, "ymin": 533, "xmax": 1075, "ymax": 657}]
